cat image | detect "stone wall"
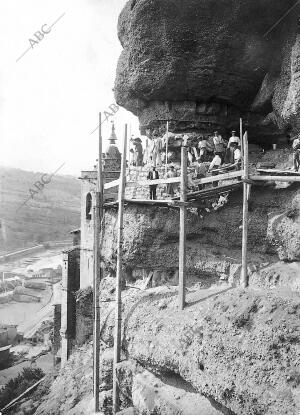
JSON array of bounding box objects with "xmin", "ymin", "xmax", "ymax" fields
[{"xmin": 126, "ymin": 165, "xmax": 181, "ymax": 200}]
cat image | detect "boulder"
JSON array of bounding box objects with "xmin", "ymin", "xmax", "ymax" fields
[
  {"xmin": 132, "ymin": 369, "xmax": 221, "ymax": 415},
  {"xmin": 100, "ymin": 287, "xmax": 300, "ymax": 415},
  {"xmin": 115, "ymin": 0, "xmax": 296, "ymax": 137}
]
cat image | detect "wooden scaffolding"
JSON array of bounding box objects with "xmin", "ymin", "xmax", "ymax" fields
[{"xmin": 92, "ymin": 121, "xmax": 300, "ymax": 414}]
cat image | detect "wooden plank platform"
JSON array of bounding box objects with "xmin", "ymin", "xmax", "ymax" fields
[
  {"xmin": 103, "ymin": 182, "xmax": 243, "ymax": 208},
  {"xmin": 124, "ymin": 199, "xmax": 175, "ymax": 207},
  {"xmin": 210, "ymin": 162, "xmax": 240, "ymax": 174},
  {"xmin": 256, "ymin": 169, "xmax": 300, "ymax": 176},
  {"xmin": 192, "ymin": 170, "xmax": 243, "ymax": 186},
  {"xmin": 106, "ymin": 169, "xmax": 244, "ymax": 191},
  {"xmin": 172, "ymin": 182, "xmax": 243, "ymax": 201},
  {"xmin": 250, "ymin": 175, "xmax": 300, "ymax": 183},
  {"xmin": 104, "ymin": 198, "xmax": 178, "ymax": 208},
  {"xmin": 126, "ymin": 169, "xmax": 243, "ymax": 187}
]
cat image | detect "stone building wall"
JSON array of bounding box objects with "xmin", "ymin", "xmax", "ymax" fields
[
  {"xmin": 79, "ymin": 166, "xmax": 121, "ymax": 288},
  {"xmin": 79, "ymin": 172, "xmax": 97, "ymax": 289},
  {"xmin": 60, "ymin": 247, "xmax": 80, "ymax": 366},
  {"xmin": 53, "ymin": 304, "xmax": 61, "ymax": 363}
]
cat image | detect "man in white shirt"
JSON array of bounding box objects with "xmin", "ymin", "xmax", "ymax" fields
[
  {"xmin": 293, "ymin": 136, "xmax": 300, "ymax": 171},
  {"xmin": 209, "ymin": 153, "xmax": 222, "ymax": 187},
  {"xmin": 233, "ymin": 143, "xmax": 242, "ymax": 170},
  {"xmin": 147, "ymin": 166, "xmax": 159, "ymax": 199},
  {"xmin": 195, "ymin": 157, "xmax": 207, "ymax": 190}
]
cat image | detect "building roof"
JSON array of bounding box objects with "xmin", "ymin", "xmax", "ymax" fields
[
  {"xmin": 62, "ymin": 246, "xmax": 80, "ymax": 254},
  {"xmin": 105, "ymin": 122, "xmax": 121, "ymax": 160}
]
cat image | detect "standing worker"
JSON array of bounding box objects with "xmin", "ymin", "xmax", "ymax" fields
[
  {"xmin": 147, "ymin": 166, "xmax": 159, "ymax": 200},
  {"xmin": 232, "ymin": 143, "xmax": 242, "ymax": 170},
  {"xmin": 198, "ymin": 136, "xmax": 208, "ymax": 160},
  {"xmin": 166, "ymin": 165, "xmax": 177, "ymax": 197},
  {"xmin": 208, "ymin": 152, "xmax": 222, "ymax": 187},
  {"xmin": 228, "ymin": 130, "xmax": 240, "ymax": 147},
  {"xmin": 195, "ymin": 157, "xmax": 207, "ymax": 190},
  {"xmin": 226, "ymin": 130, "xmax": 241, "ymax": 164},
  {"xmin": 133, "ymin": 137, "xmax": 143, "ymax": 167},
  {"xmin": 213, "ymin": 132, "xmax": 226, "ymax": 163},
  {"xmin": 292, "ymin": 135, "xmax": 300, "ymax": 171},
  {"xmin": 151, "ymin": 135, "xmax": 163, "ymax": 167}
]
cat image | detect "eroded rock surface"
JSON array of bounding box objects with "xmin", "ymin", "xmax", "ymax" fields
[
  {"xmin": 102, "ymin": 184, "xmax": 300, "ymax": 284},
  {"xmin": 115, "ymin": 287, "xmax": 300, "ymax": 415},
  {"xmin": 32, "ymin": 284, "xmax": 300, "ymax": 415},
  {"xmin": 115, "ymin": 0, "xmax": 300, "ymax": 139}
]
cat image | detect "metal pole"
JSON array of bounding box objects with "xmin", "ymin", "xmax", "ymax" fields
[
  {"xmin": 112, "ymin": 124, "xmax": 128, "ymax": 414},
  {"xmin": 241, "ymin": 131, "xmax": 249, "ymax": 288},
  {"xmin": 165, "ymin": 121, "xmax": 169, "ymax": 176},
  {"xmin": 179, "ymin": 146, "xmax": 187, "ymax": 310},
  {"xmin": 93, "ymin": 112, "xmax": 103, "ymax": 413}
]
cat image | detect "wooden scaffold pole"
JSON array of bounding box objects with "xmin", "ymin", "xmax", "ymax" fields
[
  {"xmin": 112, "ymin": 124, "xmax": 128, "ymax": 414},
  {"xmin": 240, "ymin": 118, "xmax": 243, "ymax": 163},
  {"xmin": 165, "ymin": 121, "xmax": 169, "ymax": 176},
  {"xmin": 179, "ymin": 146, "xmax": 187, "ymax": 310},
  {"xmin": 241, "ymin": 131, "xmax": 249, "ymax": 288},
  {"xmin": 93, "ymin": 112, "xmax": 104, "ymax": 413}
]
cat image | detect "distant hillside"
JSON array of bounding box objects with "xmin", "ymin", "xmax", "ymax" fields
[{"xmin": 0, "ymin": 166, "xmax": 81, "ymax": 254}]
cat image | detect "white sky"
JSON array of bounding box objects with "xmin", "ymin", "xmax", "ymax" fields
[{"xmin": 0, "ymin": 0, "xmax": 139, "ymax": 176}]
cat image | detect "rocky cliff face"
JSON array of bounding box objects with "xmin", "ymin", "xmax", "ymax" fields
[
  {"xmin": 33, "ymin": 282, "xmax": 300, "ymax": 415},
  {"xmin": 102, "ymin": 177, "xmax": 300, "ymax": 288},
  {"xmin": 115, "ymin": 0, "xmax": 300, "ymax": 141}
]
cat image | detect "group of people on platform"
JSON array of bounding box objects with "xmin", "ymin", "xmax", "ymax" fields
[
  {"xmin": 130, "ymin": 130, "xmax": 242, "ymax": 169},
  {"xmin": 129, "ymin": 136, "xmax": 164, "ymax": 167},
  {"xmin": 188, "ymin": 130, "xmax": 242, "ymax": 169},
  {"xmin": 146, "ymin": 130, "xmax": 243, "ymax": 200},
  {"xmin": 131, "ymin": 129, "xmax": 300, "ymax": 201}
]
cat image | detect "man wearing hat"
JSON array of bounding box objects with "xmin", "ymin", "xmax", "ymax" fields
[
  {"xmin": 209, "ymin": 150, "xmax": 223, "ymax": 188},
  {"xmin": 133, "ymin": 137, "xmax": 143, "ymax": 167},
  {"xmin": 147, "ymin": 166, "xmax": 159, "ymax": 200}
]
